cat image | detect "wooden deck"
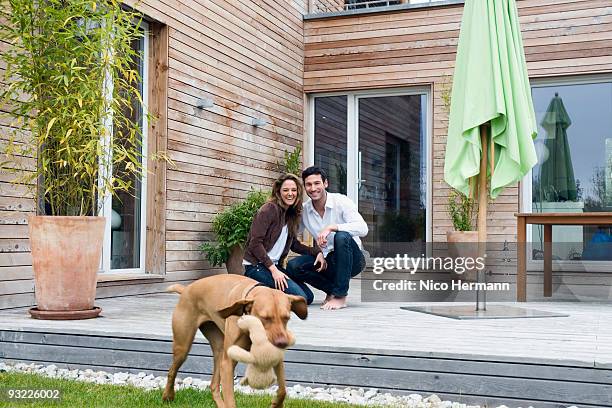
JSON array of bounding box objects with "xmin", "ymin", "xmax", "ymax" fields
[{"xmin": 1, "ymin": 286, "xmax": 611, "ymax": 407}]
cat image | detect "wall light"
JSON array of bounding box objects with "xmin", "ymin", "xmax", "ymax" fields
[
  {"xmin": 196, "ymin": 97, "xmax": 214, "ymax": 109},
  {"xmin": 251, "ymin": 118, "xmax": 268, "ymax": 127}
]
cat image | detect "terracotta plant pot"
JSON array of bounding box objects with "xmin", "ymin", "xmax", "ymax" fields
[
  {"xmin": 446, "ymin": 230, "xmax": 480, "ymax": 282},
  {"xmin": 226, "ymin": 245, "xmax": 245, "ymax": 275},
  {"xmin": 28, "ymin": 216, "xmax": 105, "ymax": 319}
]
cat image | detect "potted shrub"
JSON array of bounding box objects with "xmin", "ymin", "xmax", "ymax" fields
[
  {"xmin": 201, "ymin": 145, "xmax": 301, "ymax": 274},
  {"xmin": 1, "ymin": 0, "xmax": 148, "ymax": 319},
  {"xmin": 200, "ymin": 190, "xmax": 268, "ymax": 274},
  {"xmin": 446, "ymin": 188, "xmax": 478, "ymax": 280}
]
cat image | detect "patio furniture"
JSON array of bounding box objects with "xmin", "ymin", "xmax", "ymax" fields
[{"xmin": 515, "ymin": 212, "xmax": 612, "ymax": 301}]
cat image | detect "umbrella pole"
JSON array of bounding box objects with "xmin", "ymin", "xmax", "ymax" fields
[{"xmin": 476, "ymin": 123, "xmax": 489, "ymax": 311}]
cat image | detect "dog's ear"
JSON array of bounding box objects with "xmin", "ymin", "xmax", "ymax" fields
[
  {"xmin": 287, "ymin": 295, "xmax": 308, "ymax": 320},
  {"xmin": 218, "ymin": 299, "xmax": 253, "ymax": 318}
]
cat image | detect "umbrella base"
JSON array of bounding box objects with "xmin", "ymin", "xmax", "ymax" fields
[{"xmin": 400, "ymin": 305, "xmax": 568, "ymax": 320}]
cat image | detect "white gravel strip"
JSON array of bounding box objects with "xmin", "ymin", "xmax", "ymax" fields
[{"xmin": 0, "ymin": 361, "xmax": 579, "ymax": 408}]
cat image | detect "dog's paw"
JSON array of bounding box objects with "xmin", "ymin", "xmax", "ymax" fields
[
  {"xmin": 270, "ymin": 398, "xmax": 285, "ymax": 408},
  {"xmin": 162, "ymin": 390, "xmax": 175, "ymax": 402}
]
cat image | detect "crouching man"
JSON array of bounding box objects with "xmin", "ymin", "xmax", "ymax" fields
[{"xmin": 286, "ymin": 166, "xmax": 368, "ymax": 310}]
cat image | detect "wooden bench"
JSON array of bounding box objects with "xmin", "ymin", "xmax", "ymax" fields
[{"xmin": 515, "ymin": 212, "xmax": 612, "ymax": 301}]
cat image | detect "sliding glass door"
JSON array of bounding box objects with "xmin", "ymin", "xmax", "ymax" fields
[
  {"xmin": 310, "ymin": 89, "xmax": 430, "ymax": 257},
  {"xmin": 356, "ymin": 94, "xmax": 427, "ymax": 256}
]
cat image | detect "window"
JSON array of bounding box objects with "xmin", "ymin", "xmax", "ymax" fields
[
  {"xmin": 345, "ymin": 0, "xmax": 401, "ymax": 11},
  {"xmin": 344, "ymin": 0, "xmax": 442, "ymax": 10},
  {"xmin": 525, "ymin": 78, "xmax": 612, "ymax": 268},
  {"xmin": 309, "ymin": 0, "xmax": 448, "ymax": 15},
  {"xmin": 99, "ymin": 21, "xmax": 149, "ymax": 273}
]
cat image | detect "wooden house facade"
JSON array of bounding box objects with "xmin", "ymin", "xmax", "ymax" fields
[
  {"xmin": 2, "ymin": 0, "xmax": 612, "ymax": 309},
  {"xmin": 1, "ymin": 0, "xmax": 308, "ymax": 308}
]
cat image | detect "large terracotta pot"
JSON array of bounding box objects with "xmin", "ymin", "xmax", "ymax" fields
[
  {"xmin": 226, "ymin": 245, "xmax": 245, "ymax": 275},
  {"xmin": 29, "ymin": 216, "xmax": 105, "ymax": 317},
  {"xmin": 446, "ymin": 230, "xmax": 480, "ymax": 282}
]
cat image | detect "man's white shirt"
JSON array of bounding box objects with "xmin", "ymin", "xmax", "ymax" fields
[{"xmin": 301, "ymin": 192, "xmax": 368, "ymax": 257}]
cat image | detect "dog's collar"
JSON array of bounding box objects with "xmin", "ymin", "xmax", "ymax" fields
[
  {"xmin": 241, "ymin": 283, "xmax": 265, "ymax": 316},
  {"xmin": 243, "ymin": 282, "xmax": 265, "ymax": 300}
]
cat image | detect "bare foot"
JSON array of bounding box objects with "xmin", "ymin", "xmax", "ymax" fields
[
  {"xmin": 322, "ymin": 294, "xmax": 333, "ymax": 305},
  {"xmin": 321, "ymin": 296, "xmax": 347, "ymax": 310}
]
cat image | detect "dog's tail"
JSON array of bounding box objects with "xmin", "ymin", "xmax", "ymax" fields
[{"xmin": 166, "ymin": 284, "xmax": 185, "ymax": 294}]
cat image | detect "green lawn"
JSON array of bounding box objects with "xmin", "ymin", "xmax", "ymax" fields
[{"xmin": 0, "ymin": 371, "xmax": 364, "ymax": 408}]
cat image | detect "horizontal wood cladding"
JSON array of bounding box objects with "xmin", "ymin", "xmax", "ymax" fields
[
  {"xmin": 0, "ymin": 46, "xmax": 36, "ymax": 307},
  {"xmin": 304, "ymin": 0, "xmax": 612, "ymax": 244},
  {"xmin": 137, "ymin": 0, "xmax": 307, "ymax": 277},
  {"xmin": 304, "ymin": 0, "xmax": 612, "ymax": 90}
]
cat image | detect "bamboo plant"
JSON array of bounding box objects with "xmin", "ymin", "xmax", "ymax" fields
[{"xmin": 0, "ymin": 0, "xmax": 150, "ymax": 216}]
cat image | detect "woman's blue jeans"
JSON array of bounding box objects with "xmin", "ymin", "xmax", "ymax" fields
[{"xmin": 244, "ymin": 263, "xmax": 312, "ymax": 304}]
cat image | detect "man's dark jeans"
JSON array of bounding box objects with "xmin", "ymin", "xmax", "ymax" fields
[
  {"xmin": 244, "ymin": 263, "xmax": 311, "ymax": 302},
  {"xmin": 286, "ymin": 231, "xmax": 365, "ymax": 302}
]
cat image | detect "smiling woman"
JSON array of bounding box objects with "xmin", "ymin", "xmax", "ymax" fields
[{"xmin": 242, "ymin": 174, "xmax": 321, "ymax": 303}]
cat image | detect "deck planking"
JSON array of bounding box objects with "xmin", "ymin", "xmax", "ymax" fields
[{"xmin": 1, "ymin": 284, "xmax": 611, "ymax": 407}]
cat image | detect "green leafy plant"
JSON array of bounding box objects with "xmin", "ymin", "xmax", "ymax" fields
[
  {"xmin": 201, "ymin": 144, "xmax": 302, "ymax": 266},
  {"xmin": 200, "ymin": 190, "xmax": 268, "ymax": 266},
  {"xmin": 201, "ymin": 145, "xmax": 303, "ymax": 266},
  {"xmin": 448, "ymin": 188, "xmax": 475, "ymax": 231},
  {"xmin": 0, "ymin": 0, "xmax": 148, "ymax": 216},
  {"xmin": 275, "ymin": 144, "xmax": 301, "ymax": 175}
]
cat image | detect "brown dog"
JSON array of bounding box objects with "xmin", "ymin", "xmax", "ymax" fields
[{"xmin": 162, "ymin": 274, "xmax": 307, "ymax": 408}]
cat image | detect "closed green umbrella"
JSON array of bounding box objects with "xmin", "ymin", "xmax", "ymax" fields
[
  {"xmin": 539, "ymin": 93, "xmax": 576, "ymax": 202},
  {"xmin": 444, "ymin": 0, "xmax": 538, "ymax": 243}
]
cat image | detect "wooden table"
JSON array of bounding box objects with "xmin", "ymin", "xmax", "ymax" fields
[{"xmin": 515, "ymin": 212, "xmax": 612, "ymax": 301}]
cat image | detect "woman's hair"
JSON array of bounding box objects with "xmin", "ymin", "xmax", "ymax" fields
[{"xmin": 269, "ymin": 173, "xmax": 303, "ymax": 236}]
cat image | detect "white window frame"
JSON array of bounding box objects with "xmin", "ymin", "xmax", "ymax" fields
[
  {"xmin": 522, "ymin": 75, "xmax": 612, "ymax": 272},
  {"xmin": 99, "ymin": 21, "xmax": 149, "ymax": 274},
  {"xmin": 307, "ymin": 87, "xmax": 433, "ymax": 242}
]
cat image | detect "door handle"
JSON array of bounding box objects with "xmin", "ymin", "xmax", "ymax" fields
[{"xmin": 358, "ymin": 151, "xmax": 366, "ymax": 189}]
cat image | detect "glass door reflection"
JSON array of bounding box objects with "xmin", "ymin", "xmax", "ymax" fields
[
  {"xmin": 357, "ymin": 95, "xmax": 427, "ymax": 257},
  {"xmin": 313, "ymin": 96, "xmax": 347, "ymax": 195}
]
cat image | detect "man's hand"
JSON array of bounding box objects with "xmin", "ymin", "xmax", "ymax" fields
[
  {"xmin": 314, "ymin": 252, "xmax": 327, "ymax": 272},
  {"xmin": 269, "ymin": 265, "xmax": 288, "ymax": 291},
  {"xmin": 317, "ymin": 224, "xmax": 337, "ymax": 248}
]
